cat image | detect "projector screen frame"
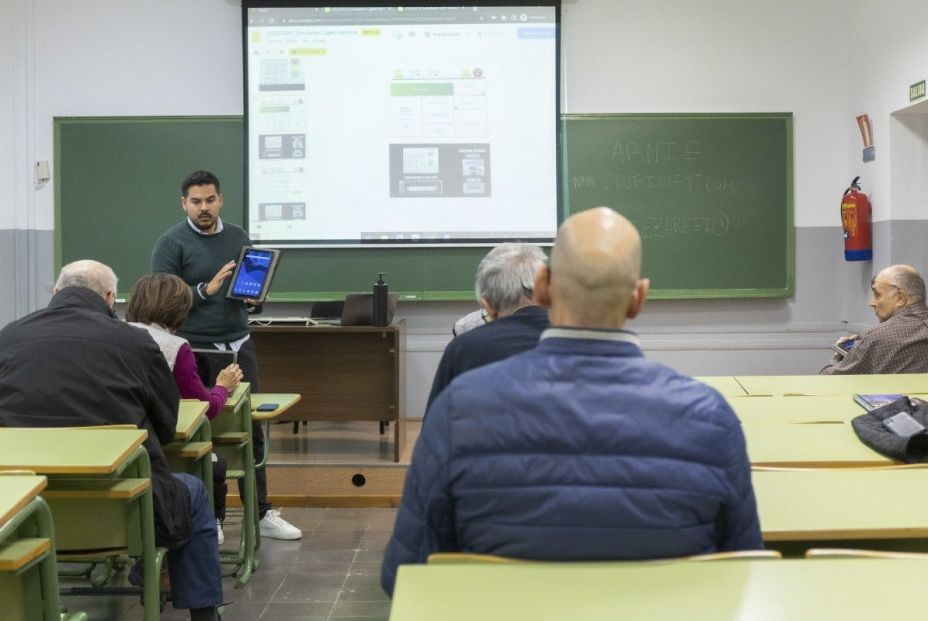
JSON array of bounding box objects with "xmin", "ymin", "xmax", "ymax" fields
[{"xmin": 242, "ymin": 0, "xmax": 562, "ymax": 248}]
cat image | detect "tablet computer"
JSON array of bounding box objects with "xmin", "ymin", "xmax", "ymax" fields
[{"xmin": 226, "ymin": 246, "xmax": 281, "ymax": 303}]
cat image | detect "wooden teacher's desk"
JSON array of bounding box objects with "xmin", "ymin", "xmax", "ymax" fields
[
  {"xmin": 250, "ymin": 321, "xmax": 406, "ymax": 461},
  {"xmin": 390, "ymin": 559, "xmax": 928, "ymax": 621}
]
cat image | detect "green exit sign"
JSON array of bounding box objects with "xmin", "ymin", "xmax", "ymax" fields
[{"xmin": 911, "ymin": 80, "xmax": 926, "ymax": 102}]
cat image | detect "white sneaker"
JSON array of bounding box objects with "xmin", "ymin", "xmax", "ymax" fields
[
  {"xmin": 259, "ymin": 509, "xmax": 302, "ymax": 540},
  {"xmin": 216, "ymin": 520, "xmax": 225, "ymax": 546}
]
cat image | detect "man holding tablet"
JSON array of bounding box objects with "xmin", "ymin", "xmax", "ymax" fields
[{"xmin": 151, "ymin": 170, "xmax": 301, "ymax": 540}]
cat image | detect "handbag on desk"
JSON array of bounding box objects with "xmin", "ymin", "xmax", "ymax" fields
[{"xmin": 851, "ymin": 396, "xmax": 928, "ymax": 463}]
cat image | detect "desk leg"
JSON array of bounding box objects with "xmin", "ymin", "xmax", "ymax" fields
[
  {"xmin": 139, "ymin": 487, "xmax": 161, "ymax": 621},
  {"xmin": 394, "ymin": 416, "xmax": 406, "ymax": 463},
  {"xmin": 30, "ymin": 497, "xmax": 64, "ymax": 621}
]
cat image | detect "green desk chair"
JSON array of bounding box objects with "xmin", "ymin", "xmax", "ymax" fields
[
  {"xmin": 48, "ymin": 445, "xmax": 166, "ymax": 621},
  {"xmin": 210, "ymin": 383, "xmax": 259, "ymax": 588}
]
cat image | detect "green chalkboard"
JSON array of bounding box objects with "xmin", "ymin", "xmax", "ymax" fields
[
  {"xmin": 564, "ymin": 114, "xmax": 793, "ymax": 297},
  {"xmin": 55, "ymin": 114, "xmax": 792, "ymax": 301}
]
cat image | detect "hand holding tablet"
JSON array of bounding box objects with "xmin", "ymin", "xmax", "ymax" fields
[{"xmin": 226, "ymin": 247, "xmax": 281, "ymax": 304}]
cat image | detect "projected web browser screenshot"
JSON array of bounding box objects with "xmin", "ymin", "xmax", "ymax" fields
[{"xmin": 246, "ymin": 5, "xmax": 558, "ymax": 246}]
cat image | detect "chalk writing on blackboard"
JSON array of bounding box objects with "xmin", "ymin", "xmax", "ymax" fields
[
  {"xmin": 627, "ymin": 213, "xmax": 731, "ymax": 239},
  {"xmin": 611, "ymin": 140, "xmax": 702, "ymax": 164}
]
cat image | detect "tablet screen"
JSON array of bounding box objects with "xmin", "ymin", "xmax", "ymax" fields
[{"xmin": 230, "ymin": 247, "xmax": 278, "ymax": 300}]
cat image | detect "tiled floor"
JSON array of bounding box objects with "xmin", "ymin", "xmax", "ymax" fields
[{"xmin": 60, "ymin": 507, "xmax": 398, "ymax": 621}]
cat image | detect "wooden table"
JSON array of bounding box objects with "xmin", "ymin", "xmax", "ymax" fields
[
  {"xmin": 694, "ymin": 376, "xmax": 747, "ymax": 397},
  {"xmin": 728, "ymin": 395, "xmax": 867, "ymax": 424},
  {"xmin": 734, "ymin": 373, "xmax": 928, "ymax": 396},
  {"xmin": 175, "ymin": 400, "xmax": 209, "ymax": 440},
  {"xmin": 390, "ymin": 559, "xmax": 928, "ymax": 621},
  {"xmin": 251, "ymin": 393, "xmax": 302, "ymax": 471},
  {"xmin": 742, "ymin": 422, "xmax": 891, "ymax": 467},
  {"xmin": 251, "ymin": 393, "xmax": 302, "ymax": 422},
  {"xmin": 0, "ymin": 475, "xmax": 48, "ymax": 529},
  {"xmin": 250, "ymin": 322, "xmax": 406, "ymax": 461},
  {"xmin": 755, "ymin": 468, "xmax": 928, "ymax": 542},
  {"xmin": 0, "ymin": 428, "xmax": 147, "ymax": 475}
]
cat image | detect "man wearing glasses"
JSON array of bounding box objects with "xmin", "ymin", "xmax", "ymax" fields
[{"xmin": 821, "ymin": 264, "xmax": 928, "ymax": 374}]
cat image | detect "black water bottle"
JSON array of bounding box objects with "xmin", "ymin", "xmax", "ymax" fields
[{"xmin": 373, "ymin": 272, "xmax": 389, "ymax": 327}]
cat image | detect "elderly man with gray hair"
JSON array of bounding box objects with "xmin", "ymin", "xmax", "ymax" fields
[
  {"xmin": 822, "ymin": 264, "xmax": 928, "ymax": 374},
  {"xmin": 426, "ymin": 243, "xmax": 549, "ymax": 410},
  {"xmin": 0, "ymin": 260, "xmax": 223, "ymax": 621}
]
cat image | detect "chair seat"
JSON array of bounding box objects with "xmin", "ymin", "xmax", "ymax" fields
[
  {"xmin": 0, "ymin": 538, "xmax": 50, "ymax": 571},
  {"xmin": 45, "ymin": 479, "xmax": 150, "ymax": 500},
  {"xmin": 212, "ymin": 432, "xmax": 249, "ymax": 445},
  {"xmin": 164, "ymin": 441, "xmax": 212, "ymax": 459}
]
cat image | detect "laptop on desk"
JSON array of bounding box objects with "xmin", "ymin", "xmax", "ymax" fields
[
  {"xmin": 191, "ymin": 348, "xmax": 237, "ymax": 388},
  {"xmin": 308, "ymin": 294, "xmax": 398, "ymax": 326},
  {"xmin": 340, "ymin": 293, "xmax": 399, "ymax": 326}
]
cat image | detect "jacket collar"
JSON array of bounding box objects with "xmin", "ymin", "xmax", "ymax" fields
[
  {"xmin": 541, "ymin": 326, "xmax": 641, "ymax": 347},
  {"xmin": 48, "ymin": 286, "xmax": 117, "ymax": 319}
]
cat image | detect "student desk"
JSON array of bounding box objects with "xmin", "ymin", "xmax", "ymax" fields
[
  {"xmin": 693, "ymin": 376, "xmax": 747, "ymax": 397},
  {"xmin": 0, "ymin": 428, "xmax": 146, "ymax": 475},
  {"xmin": 734, "ymin": 373, "xmax": 928, "ymax": 396},
  {"xmin": 165, "ymin": 400, "xmax": 213, "ymax": 498},
  {"xmin": 0, "ymin": 474, "xmax": 83, "ymax": 621},
  {"xmin": 0, "ymin": 428, "xmax": 161, "ymax": 621},
  {"xmin": 728, "ymin": 395, "xmax": 867, "ymax": 424},
  {"xmin": 250, "ymin": 322, "xmax": 406, "ymax": 461},
  {"xmin": 742, "ymin": 422, "xmax": 891, "ymax": 467},
  {"xmin": 754, "ymin": 468, "xmax": 928, "ymax": 544},
  {"xmin": 390, "ymin": 559, "xmax": 928, "ymax": 621},
  {"xmin": 251, "ymin": 393, "xmax": 302, "ymax": 469},
  {"xmin": 213, "ymin": 383, "xmax": 258, "ymax": 587}
]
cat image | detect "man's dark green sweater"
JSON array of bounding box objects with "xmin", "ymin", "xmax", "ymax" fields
[{"xmin": 151, "ymin": 220, "xmax": 251, "ymax": 343}]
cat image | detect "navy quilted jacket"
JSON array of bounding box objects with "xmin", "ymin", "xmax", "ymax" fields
[{"xmin": 382, "ymin": 329, "xmax": 762, "ymax": 595}]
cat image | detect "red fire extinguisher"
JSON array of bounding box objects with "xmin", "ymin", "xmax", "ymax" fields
[{"xmin": 841, "ymin": 176, "xmax": 872, "ymax": 261}]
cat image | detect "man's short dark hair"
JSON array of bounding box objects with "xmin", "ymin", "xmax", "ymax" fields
[{"xmin": 182, "ymin": 170, "xmax": 221, "ymax": 197}]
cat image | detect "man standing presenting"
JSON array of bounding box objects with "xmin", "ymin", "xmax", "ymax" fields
[
  {"xmin": 381, "ymin": 208, "xmax": 762, "ymax": 596},
  {"xmin": 821, "ymin": 264, "xmax": 928, "ymax": 374},
  {"xmin": 0, "ymin": 260, "xmax": 223, "ymax": 620},
  {"xmin": 152, "ymin": 170, "xmax": 300, "ymax": 540}
]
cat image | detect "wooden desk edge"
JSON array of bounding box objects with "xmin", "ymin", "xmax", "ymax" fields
[
  {"xmin": 764, "ymin": 526, "xmax": 928, "ymax": 541},
  {"xmin": 0, "ymin": 429, "xmax": 147, "ymax": 475},
  {"xmin": 252, "ymin": 394, "xmax": 302, "ymax": 421},
  {"xmin": 0, "ymin": 476, "xmax": 47, "ymax": 530}
]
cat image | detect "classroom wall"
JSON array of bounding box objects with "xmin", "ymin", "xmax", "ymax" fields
[{"xmin": 2, "ymin": 0, "xmax": 927, "ymax": 418}]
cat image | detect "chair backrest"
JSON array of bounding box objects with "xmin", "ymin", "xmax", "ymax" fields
[
  {"xmin": 427, "ymin": 549, "xmax": 782, "ymax": 565},
  {"xmin": 191, "ymin": 348, "xmax": 237, "ymax": 388},
  {"xmin": 805, "ymin": 548, "xmax": 928, "ymax": 559},
  {"xmin": 752, "ymin": 464, "xmax": 928, "ymax": 472},
  {"xmin": 427, "ymin": 552, "xmax": 522, "ymax": 564},
  {"xmin": 686, "ymin": 550, "xmax": 782, "ymax": 561}
]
